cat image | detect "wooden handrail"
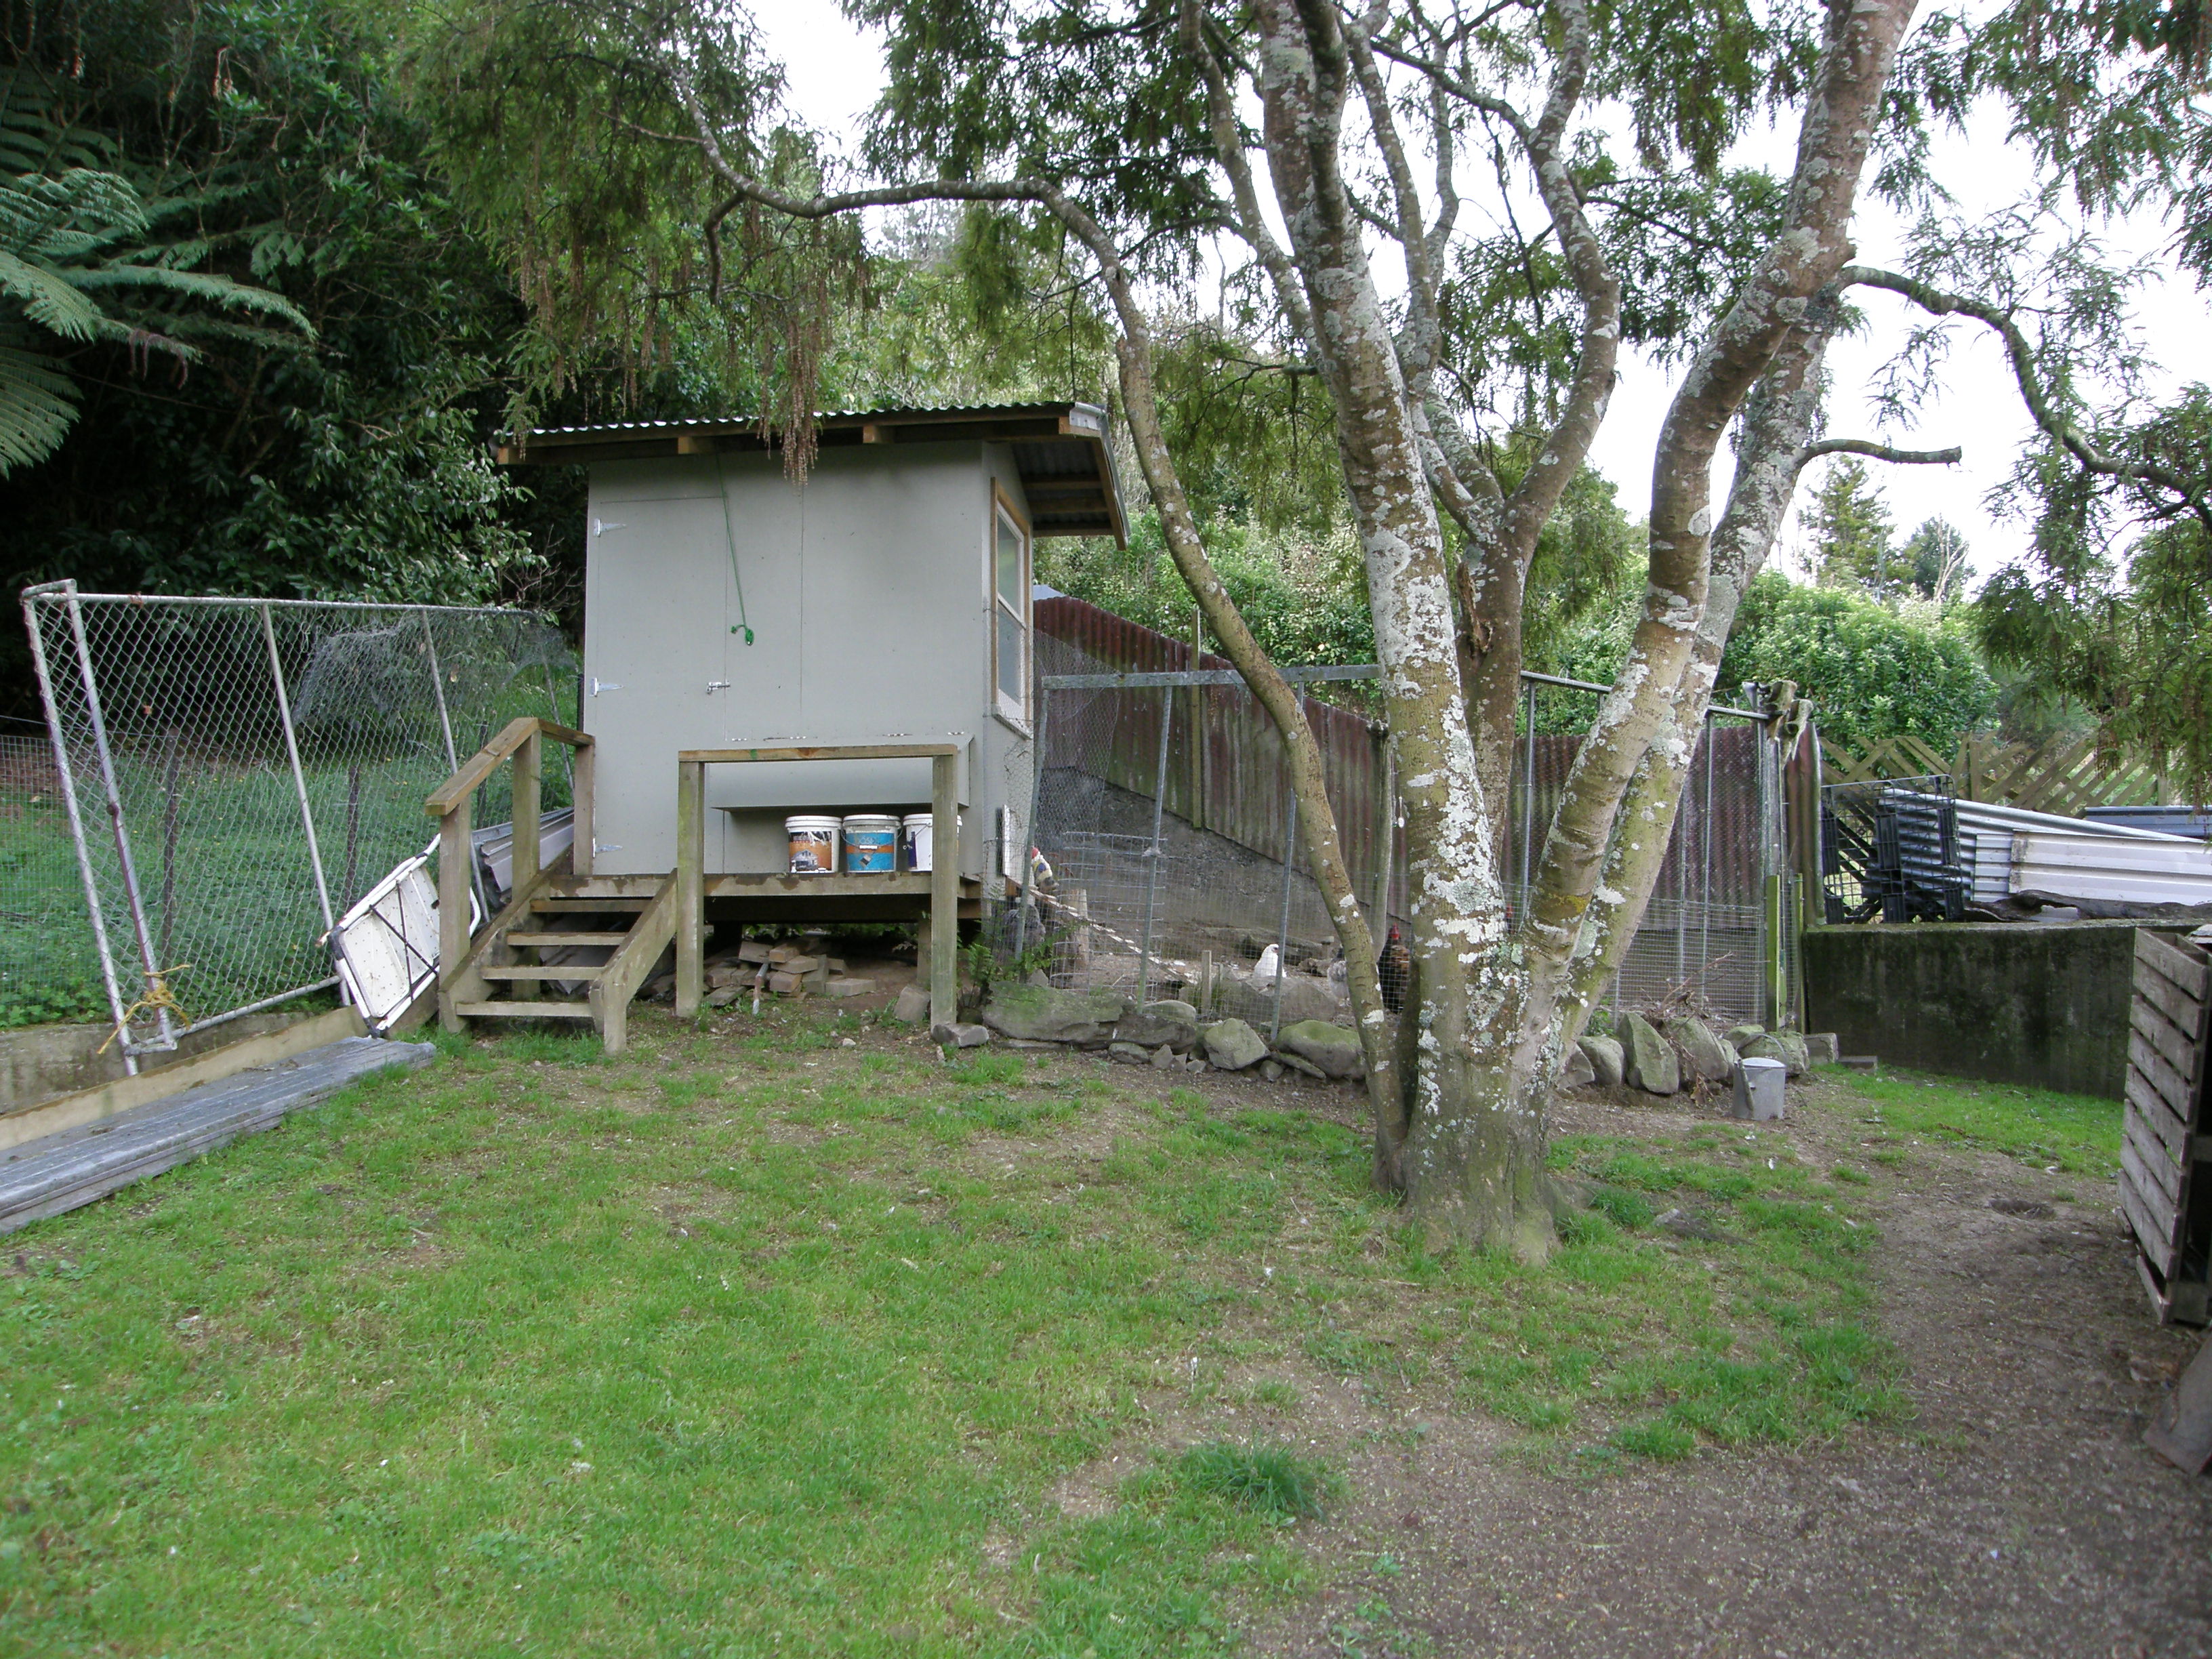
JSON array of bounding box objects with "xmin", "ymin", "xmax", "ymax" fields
[
  {"xmin": 675, "ymin": 741, "xmax": 960, "ymax": 764},
  {"xmin": 425, "ymin": 716, "xmax": 592, "ymax": 817}
]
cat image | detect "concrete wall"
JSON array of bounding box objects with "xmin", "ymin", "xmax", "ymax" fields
[
  {"xmin": 1802, "ymin": 920, "xmax": 2139, "ymax": 1099},
  {"xmin": 0, "ymin": 1014, "xmax": 302, "ymax": 1116},
  {"xmin": 581, "ymin": 442, "xmax": 1036, "ymax": 880}
]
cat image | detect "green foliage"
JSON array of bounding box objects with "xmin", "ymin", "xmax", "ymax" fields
[{"xmin": 1719, "ymin": 572, "xmax": 1996, "ymax": 750}]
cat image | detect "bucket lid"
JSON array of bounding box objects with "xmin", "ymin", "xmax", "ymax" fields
[
  {"xmin": 785, "ymin": 815, "xmax": 842, "ymax": 830},
  {"xmin": 902, "ymin": 811, "xmax": 946, "ymax": 825},
  {"xmin": 842, "ymin": 814, "xmax": 900, "ymax": 829},
  {"xmin": 1739, "ymin": 1057, "xmax": 1787, "ymax": 1071}
]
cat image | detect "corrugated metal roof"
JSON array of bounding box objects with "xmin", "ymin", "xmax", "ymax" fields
[{"xmin": 500, "ymin": 400, "xmax": 1125, "ymax": 544}]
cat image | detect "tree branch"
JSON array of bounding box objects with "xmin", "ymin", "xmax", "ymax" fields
[{"xmin": 1797, "ymin": 436, "xmax": 1963, "ymax": 468}]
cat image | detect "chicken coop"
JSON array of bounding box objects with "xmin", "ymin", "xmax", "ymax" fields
[{"xmin": 436, "ymin": 403, "xmax": 1125, "ymax": 1046}]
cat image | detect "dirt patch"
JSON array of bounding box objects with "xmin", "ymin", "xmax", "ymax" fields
[{"xmin": 1240, "ymin": 1074, "xmax": 2212, "ymax": 1658}]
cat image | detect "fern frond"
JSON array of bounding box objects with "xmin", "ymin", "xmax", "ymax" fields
[{"xmin": 0, "ymin": 329, "xmax": 79, "ymax": 475}]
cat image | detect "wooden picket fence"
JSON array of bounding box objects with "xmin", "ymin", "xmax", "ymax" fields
[{"xmin": 1819, "ymin": 729, "xmax": 2173, "ymax": 815}]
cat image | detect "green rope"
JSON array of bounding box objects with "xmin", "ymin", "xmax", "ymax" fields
[{"xmin": 716, "ymin": 451, "xmax": 754, "ymax": 644}]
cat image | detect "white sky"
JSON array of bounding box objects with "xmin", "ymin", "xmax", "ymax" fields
[{"xmin": 758, "ymin": 3, "xmax": 2200, "ymax": 590}]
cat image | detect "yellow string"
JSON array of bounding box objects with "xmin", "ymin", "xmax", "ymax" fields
[{"xmin": 98, "ymin": 965, "xmax": 192, "ymax": 1055}]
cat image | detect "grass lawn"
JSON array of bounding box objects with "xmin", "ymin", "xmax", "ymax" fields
[
  {"xmin": 0, "ymin": 1009, "xmax": 1947, "ymax": 1656},
  {"xmin": 1816, "ymin": 1064, "xmax": 2121, "ymax": 1181}
]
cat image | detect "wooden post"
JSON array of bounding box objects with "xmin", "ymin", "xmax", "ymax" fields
[
  {"xmin": 438, "ymin": 796, "xmax": 472, "ymax": 1034},
  {"xmin": 1763, "ymin": 874, "xmax": 1787, "ymax": 1028},
  {"xmin": 571, "ymin": 736, "xmax": 595, "ymax": 878},
  {"xmin": 1186, "ymin": 604, "xmax": 1205, "ymax": 832},
  {"xmin": 675, "ymin": 758, "xmax": 705, "ymax": 1018},
  {"xmin": 512, "ymin": 724, "xmax": 541, "ymax": 899},
  {"xmin": 930, "ymin": 752, "xmax": 958, "ymax": 1031}
]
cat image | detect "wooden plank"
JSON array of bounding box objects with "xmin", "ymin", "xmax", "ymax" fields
[
  {"xmin": 453, "ymin": 1001, "xmax": 595, "ymax": 1020},
  {"xmin": 675, "ymin": 760, "xmax": 704, "ymax": 1019},
  {"xmin": 2130, "ymin": 1031, "xmax": 2197, "ymax": 1119},
  {"xmin": 0, "ymin": 1037, "xmax": 433, "ymax": 1234},
  {"xmin": 2138, "ymin": 929, "xmax": 2211, "ymax": 1004},
  {"xmin": 480, "ymin": 965, "xmax": 605, "ymax": 981},
  {"xmin": 423, "ymin": 718, "xmax": 592, "ymax": 815},
  {"xmin": 2120, "ymin": 1162, "xmax": 2178, "ymax": 1273},
  {"xmin": 2131, "ymin": 992, "xmax": 2201, "ymax": 1079},
  {"xmin": 504, "ymin": 932, "xmax": 628, "ymax": 947},
  {"xmin": 2138, "ymin": 1247, "xmax": 2175, "ymax": 1321},
  {"xmin": 570, "ymin": 736, "xmax": 594, "ymax": 880},
  {"xmin": 531, "ymin": 895, "xmax": 651, "ymax": 910},
  {"xmin": 2124, "ymin": 1108, "xmax": 2184, "ymax": 1203},
  {"xmin": 2127, "ymin": 1065, "xmax": 2190, "ymax": 1155},
  {"xmin": 437, "ymin": 795, "xmax": 472, "ymax": 1034},
  {"xmin": 930, "ymin": 752, "xmax": 958, "ymax": 1031},
  {"xmin": 676, "ymin": 742, "xmax": 961, "ymax": 764},
  {"xmin": 511, "ymin": 726, "xmax": 541, "ymax": 899},
  {"xmin": 2133, "ymin": 958, "xmax": 2208, "ymax": 1038},
  {"xmin": 0, "ymin": 1004, "xmax": 369, "ymax": 1154},
  {"xmin": 590, "ymin": 876, "xmax": 678, "ymax": 1056}
]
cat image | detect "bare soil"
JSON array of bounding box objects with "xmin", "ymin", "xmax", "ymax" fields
[{"xmin": 1234, "ymin": 1073, "xmax": 2212, "ymax": 1658}]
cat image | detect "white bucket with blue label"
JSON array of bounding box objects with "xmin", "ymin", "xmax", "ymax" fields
[
  {"xmin": 902, "ymin": 811, "xmax": 955, "ymax": 873},
  {"xmin": 842, "ymin": 813, "xmax": 899, "ymax": 874}
]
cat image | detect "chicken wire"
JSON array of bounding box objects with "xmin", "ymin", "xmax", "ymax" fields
[
  {"xmin": 1023, "ymin": 634, "xmax": 1793, "ymax": 1033},
  {"xmin": 20, "ymin": 583, "xmax": 575, "ymax": 1061}
]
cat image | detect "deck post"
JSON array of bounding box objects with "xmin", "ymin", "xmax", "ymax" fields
[
  {"xmin": 571, "ymin": 735, "xmax": 595, "ymax": 877},
  {"xmin": 676, "ymin": 758, "xmax": 705, "ymax": 1018},
  {"xmin": 512, "ymin": 724, "xmax": 541, "ymax": 899},
  {"xmin": 930, "ymin": 752, "xmax": 958, "ymax": 1030},
  {"xmin": 438, "ymin": 796, "xmax": 472, "ymax": 1033}
]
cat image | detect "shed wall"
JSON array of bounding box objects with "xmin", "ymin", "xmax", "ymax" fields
[{"xmin": 581, "ymin": 441, "xmax": 1034, "ymax": 879}]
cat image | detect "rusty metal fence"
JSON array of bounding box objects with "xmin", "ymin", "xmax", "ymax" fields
[
  {"xmin": 19, "ymin": 583, "xmax": 573, "ymax": 1063},
  {"xmin": 1025, "ymin": 596, "xmax": 1796, "ymax": 1033}
]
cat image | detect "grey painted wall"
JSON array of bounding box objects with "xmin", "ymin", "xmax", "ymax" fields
[{"xmin": 581, "ymin": 441, "xmax": 1036, "ymax": 878}]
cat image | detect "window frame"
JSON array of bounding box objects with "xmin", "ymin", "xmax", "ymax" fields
[{"xmin": 989, "ymin": 484, "xmax": 1032, "ymax": 729}]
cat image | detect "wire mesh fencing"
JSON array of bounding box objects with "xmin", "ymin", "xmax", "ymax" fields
[
  {"xmin": 0, "ymin": 729, "xmax": 107, "ymax": 1027},
  {"xmin": 1023, "ymin": 601, "xmax": 1795, "ymax": 1035},
  {"xmin": 20, "ymin": 584, "xmax": 575, "ymax": 1057}
]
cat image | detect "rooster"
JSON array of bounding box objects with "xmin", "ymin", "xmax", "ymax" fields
[{"xmin": 1377, "ymin": 926, "xmax": 1412, "ymax": 1014}]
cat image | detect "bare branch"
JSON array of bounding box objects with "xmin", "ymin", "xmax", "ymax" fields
[{"xmin": 1797, "ymin": 436, "xmax": 1963, "ymax": 468}]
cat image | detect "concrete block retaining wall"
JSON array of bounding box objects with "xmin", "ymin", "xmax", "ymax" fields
[{"xmin": 1801, "ymin": 920, "xmax": 2139, "ymax": 1100}]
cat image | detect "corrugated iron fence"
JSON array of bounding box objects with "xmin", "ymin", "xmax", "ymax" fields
[{"xmin": 1031, "ymin": 594, "xmax": 1795, "ymax": 1029}]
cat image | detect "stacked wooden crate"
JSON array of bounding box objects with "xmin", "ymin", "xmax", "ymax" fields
[{"xmin": 2123, "ymin": 928, "xmax": 2212, "ymax": 1323}]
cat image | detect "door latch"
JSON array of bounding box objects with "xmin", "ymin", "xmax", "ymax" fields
[{"xmin": 705, "ymin": 681, "xmax": 732, "ymax": 694}]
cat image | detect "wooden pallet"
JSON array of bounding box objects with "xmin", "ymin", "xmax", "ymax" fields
[{"xmin": 2122, "ymin": 929, "xmax": 2212, "ymax": 1324}]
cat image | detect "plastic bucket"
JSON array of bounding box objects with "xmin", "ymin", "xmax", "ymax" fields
[
  {"xmin": 842, "ymin": 813, "xmax": 899, "ymax": 874},
  {"xmin": 785, "ymin": 815, "xmax": 842, "ymax": 875},
  {"xmin": 903, "ymin": 811, "xmax": 954, "ymax": 873}
]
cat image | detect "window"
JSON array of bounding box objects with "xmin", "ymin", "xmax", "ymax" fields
[{"xmin": 991, "ymin": 491, "xmax": 1030, "ymax": 723}]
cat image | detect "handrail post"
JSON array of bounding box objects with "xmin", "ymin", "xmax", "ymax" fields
[
  {"xmin": 930, "ymin": 752, "xmax": 958, "ymax": 1030},
  {"xmin": 512, "ymin": 722, "xmax": 541, "ymax": 898},
  {"xmin": 438, "ymin": 796, "xmax": 472, "ymax": 1033},
  {"xmin": 675, "ymin": 757, "xmax": 704, "ymax": 1017},
  {"xmin": 571, "ymin": 735, "xmax": 595, "ymax": 877}
]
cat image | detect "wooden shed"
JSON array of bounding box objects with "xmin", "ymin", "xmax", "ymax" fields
[{"xmin": 422, "ymin": 403, "xmax": 1124, "ymax": 1048}]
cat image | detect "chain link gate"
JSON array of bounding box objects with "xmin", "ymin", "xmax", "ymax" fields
[{"xmin": 21, "ymin": 583, "xmax": 574, "ymax": 1066}]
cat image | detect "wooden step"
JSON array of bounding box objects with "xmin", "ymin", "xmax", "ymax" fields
[
  {"xmin": 530, "ymin": 897, "xmax": 649, "ymax": 913},
  {"xmin": 454, "ymin": 1000, "xmax": 596, "ymax": 1020},
  {"xmin": 504, "ymin": 932, "xmax": 628, "ymax": 947},
  {"xmin": 479, "ymin": 965, "xmax": 605, "ymax": 981}
]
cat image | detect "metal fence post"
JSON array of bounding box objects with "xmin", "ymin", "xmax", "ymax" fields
[
  {"xmin": 261, "ymin": 604, "xmax": 337, "ymax": 933},
  {"xmin": 64, "ymin": 585, "xmax": 177, "ymax": 1052},
  {"xmin": 20, "ymin": 586, "xmax": 140, "ymax": 1071},
  {"xmin": 1133, "ymin": 682, "xmax": 1174, "ymax": 1008},
  {"xmin": 419, "ymin": 609, "xmax": 461, "ymax": 775}
]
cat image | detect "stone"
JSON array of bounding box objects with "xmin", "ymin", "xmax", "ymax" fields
[
  {"xmin": 1109, "ymin": 1041, "xmax": 1153, "ymax": 1064},
  {"xmin": 1271, "ymin": 1050, "xmax": 1328, "ymax": 1080},
  {"xmin": 1202, "ymin": 1017, "xmax": 1269, "ymax": 1071},
  {"xmin": 1578, "ymin": 1034, "xmax": 1624, "ymax": 1088},
  {"xmin": 1805, "ymin": 1032, "xmax": 1840, "ymax": 1065},
  {"xmin": 826, "ymin": 958, "xmax": 846, "ymax": 975},
  {"xmin": 766, "ymin": 970, "xmax": 803, "ymax": 996},
  {"xmin": 738, "ymin": 940, "xmax": 772, "ymax": 964},
  {"xmin": 821, "ymin": 977, "xmax": 874, "ymax": 999},
  {"xmin": 1560, "ymin": 1043, "xmax": 1595, "ymax": 1088},
  {"xmin": 1114, "ymin": 999, "xmax": 1201, "ymax": 1052},
  {"xmin": 891, "ymin": 984, "xmax": 930, "ymax": 1025},
  {"xmin": 1185, "ymin": 1057, "xmax": 1208, "ymax": 1073},
  {"xmin": 1259, "ymin": 1059, "xmax": 1285, "ymax": 1083},
  {"xmin": 1270, "ymin": 972, "xmax": 1352, "ymax": 1026},
  {"xmin": 780, "ymin": 956, "xmax": 821, "ymax": 977},
  {"xmin": 1666, "ymin": 1017, "xmax": 1737, "ymax": 1084},
  {"xmin": 1275, "ymin": 1019, "xmax": 1363, "ymax": 1080},
  {"xmin": 1740, "ymin": 1031, "xmax": 1808, "ymax": 1078},
  {"xmin": 766, "ymin": 945, "xmax": 796, "ymax": 965},
  {"xmin": 1724, "ymin": 1023, "xmax": 1765, "ymax": 1050},
  {"xmin": 1622, "ymin": 1012, "xmax": 1679, "ymax": 1096},
  {"xmin": 981, "ymin": 986, "xmax": 1129, "ymax": 1046},
  {"xmin": 931, "ymin": 1022, "xmax": 992, "ymax": 1048},
  {"xmin": 1150, "ymin": 1044, "xmax": 1179, "ymax": 1070}
]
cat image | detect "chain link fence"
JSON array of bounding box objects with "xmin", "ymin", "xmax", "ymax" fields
[
  {"xmin": 19, "ymin": 584, "xmax": 574, "ymax": 1059},
  {"xmin": 1023, "ymin": 603, "xmax": 1795, "ymax": 1036}
]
